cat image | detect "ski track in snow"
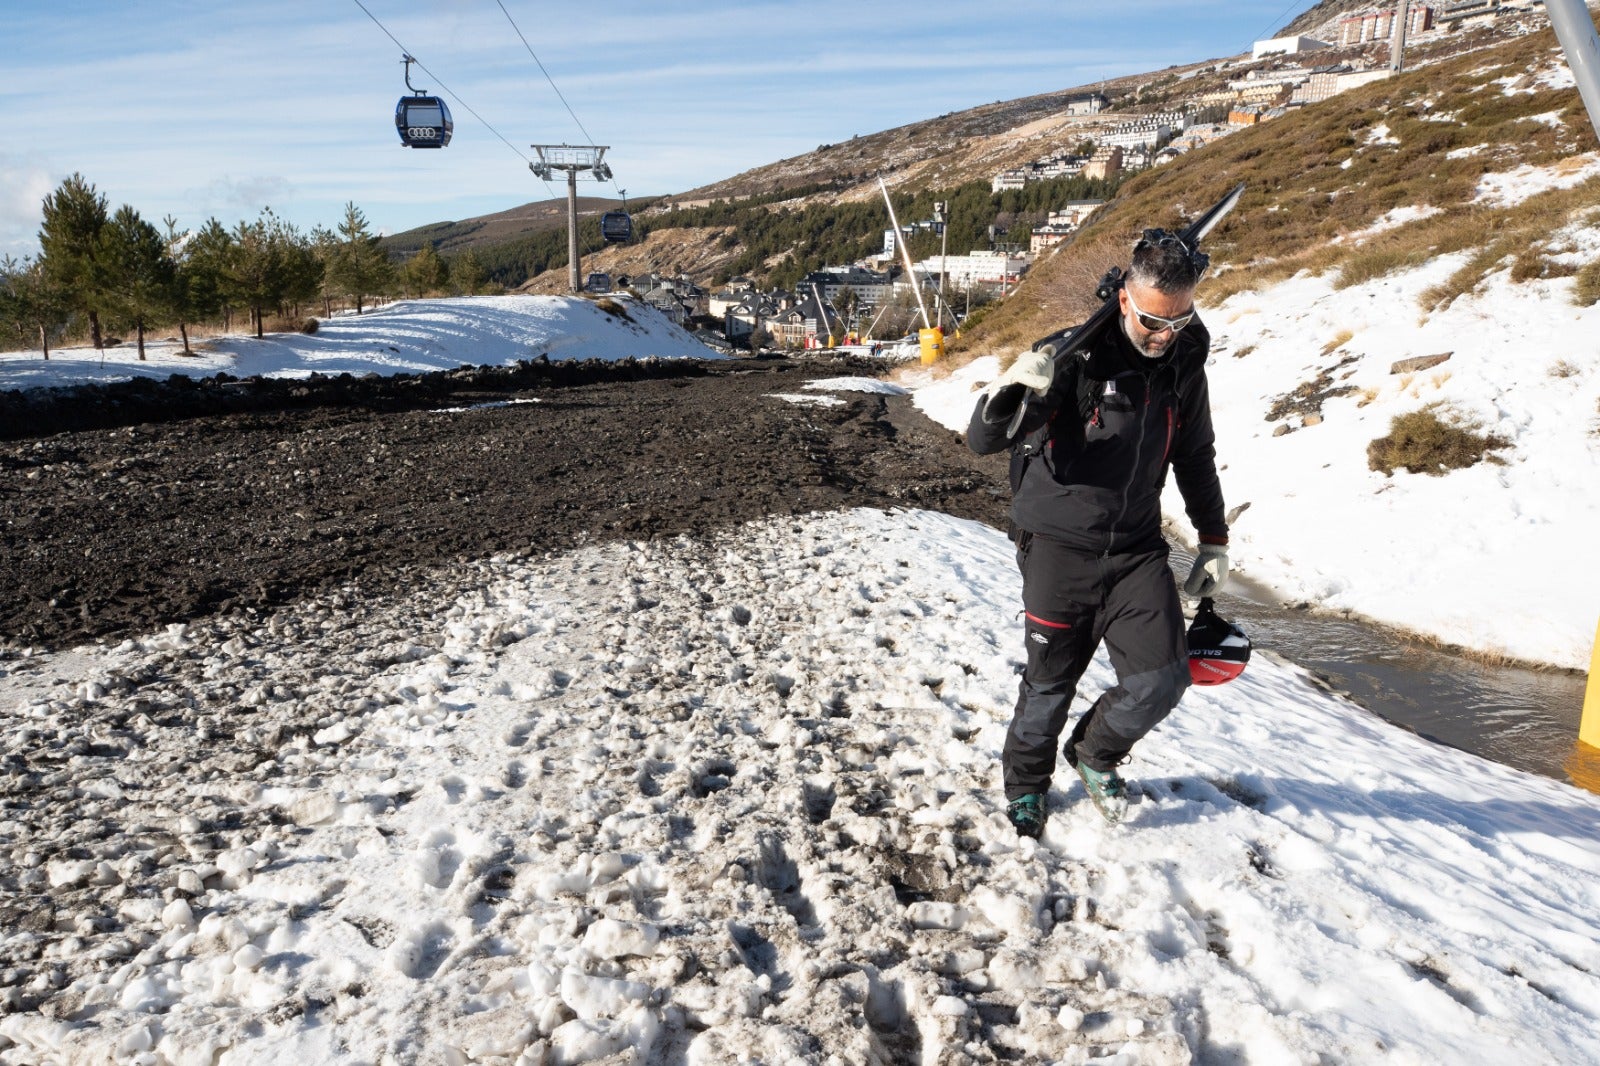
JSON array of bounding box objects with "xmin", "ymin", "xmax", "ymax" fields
[{"xmin": 3, "ymin": 509, "xmax": 1599, "ymax": 1065}]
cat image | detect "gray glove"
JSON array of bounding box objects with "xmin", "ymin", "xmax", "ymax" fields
[
  {"xmin": 993, "ymin": 348, "xmax": 1054, "ymax": 395},
  {"xmin": 1183, "ymin": 544, "xmax": 1230, "ymax": 598},
  {"xmin": 981, "ymin": 348, "xmax": 1056, "ymax": 424}
]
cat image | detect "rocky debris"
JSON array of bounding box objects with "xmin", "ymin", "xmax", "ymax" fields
[
  {"xmin": 1264, "ymin": 355, "xmax": 1362, "ymax": 425},
  {"xmin": 0, "ymin": 355, "xmax": 712, "ymax": 443},
  {"xmin": 0, "ymin": 355, "xmax": 1007, "ymax": 652}
]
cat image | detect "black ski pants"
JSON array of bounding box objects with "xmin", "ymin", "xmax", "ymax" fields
[{"xmin": 1002, "ymin": 531, "xmax": 1190, "ymax": 799}]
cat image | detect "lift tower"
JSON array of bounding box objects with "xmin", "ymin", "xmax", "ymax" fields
[{"xmin": 531, "ymin": 145, "xmax": 612, "ymax": 293}]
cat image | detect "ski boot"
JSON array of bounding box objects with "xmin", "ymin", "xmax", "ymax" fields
[
  {"xmin": 1074, "ymin": 762, "xmax": 1128, "ymax": 826},
  {"xmin": 1006, "ymin": 793, "xmax": 1048, "ymax": 839}
]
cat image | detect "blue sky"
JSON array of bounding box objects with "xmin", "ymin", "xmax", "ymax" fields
[{"xmin": 1, "ymin": 1, "xmax": 1310, "ymax": 258}]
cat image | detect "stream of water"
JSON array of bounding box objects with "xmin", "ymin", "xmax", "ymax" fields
[{"xmin": 1179, "ymin": 558, "xmax": 1592, "ymax": 790}]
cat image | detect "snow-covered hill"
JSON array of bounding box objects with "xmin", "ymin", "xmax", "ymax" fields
[
  {"xmin": 0, "ymin": 295, "xmax": 721, "ymax": 391},
  {"xmin": 908, "ymin": 253, "xmax": 1600, "ymax": 671},
  {"xmin": 2, "ymin": 509, "xmax": 1597, "ymax": 1065}
]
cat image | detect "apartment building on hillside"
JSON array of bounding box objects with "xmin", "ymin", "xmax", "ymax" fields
[
  {"xmin": 911, "ymin": 250, "xmax": 1030, "ymax": 294},
  {"xmin": 1251, "ymin": 34, "xmax": 1332, "ymax": 59},
  {"xmin": 1082, "ymin": 146, "xmax": 1123, "ymax": 181},
  {"xmin": 1064, "ymin": 92, "xmax": 1109, "ymax": 116},
  {"xmin": 797, "ymin": 267, "xmax": 896, "ymax": 310},
  {"xmin": 1339, "ymin": 5, "xmax": 1436, "ymax": 44}
]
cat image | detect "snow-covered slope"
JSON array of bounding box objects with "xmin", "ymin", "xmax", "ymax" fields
[
  {"xmin": 0, "ymin": 295, "xmax": 721, "ymax": 391},
  {"xmin": 1203, "ymin": 258, "xmax": 1600, "ymax": 671},
  {"xmin": 905, "ymin": 258, "xmax": 1600, "ymax": 670},
  {"xmin": 2, "ymin": 509, "xmax": 1597, "ymax": 1064}
]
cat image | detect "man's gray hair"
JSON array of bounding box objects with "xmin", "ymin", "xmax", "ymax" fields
[{"xmin": 1127, "ymin": 233, "xmax": 1205, "ymax": 295}]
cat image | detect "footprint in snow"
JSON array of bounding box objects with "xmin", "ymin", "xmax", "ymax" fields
[
  {"xmin": 416, "ymin": 829, "xmax": 463, "ymax": 891},
  {"xmin": 388, "ymin": 920, "xmax": 456, "ymax": 981},
  {"xmin": 440, "ymin": 775, "xmax": 468, "ymax": 804}
]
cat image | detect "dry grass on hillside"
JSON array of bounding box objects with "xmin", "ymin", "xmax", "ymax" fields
[
  {"xmin": 1367, "ymin": 404, "xmax": 1511, "ymax": 476},
  {"xmin": 954, "ymin": 18, "xmax": 1599, "ymax": 363}
]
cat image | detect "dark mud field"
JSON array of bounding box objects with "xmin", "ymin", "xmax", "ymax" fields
[{"xmin": 1, "ymin": 356, "xmax": 1008, "ymax": 651}]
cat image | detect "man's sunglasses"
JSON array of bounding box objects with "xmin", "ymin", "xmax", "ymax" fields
[{"xmin": 1124, "ymin": 286, "xmax": 1195, "ymax": 334}]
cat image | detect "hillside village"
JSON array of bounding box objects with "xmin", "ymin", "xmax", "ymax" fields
[{"xmin": 560, "ymin": 0, "xmax": 1556, "ymax": 353}]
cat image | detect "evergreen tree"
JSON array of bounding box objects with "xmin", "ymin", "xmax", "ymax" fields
[
  {"xmin": 225, "ymin": 209, "xmax": 288, "ymax": 338},
  {"xmin": 329, "ymin": 202, "xmax": 394, "ymax": 314},
  {"xmin": 0, "ymin": 256, "xmax": 22, "ymax": 349},
  {"xmin": 0, "ymin": 256, "xmax": 70, "ymax": 359},
  {"xmin": 310, "ymin": 226, "xmax": 340, "ymax": 317},
  {"xmin": 271, "ymin": 215, "xmax": 322, "ymax": 320},
  {"xmin": 403, "ymin": 243, "xmax": 446, "ymax": 297},
  {"xmin": 102, "ymin": 204, "xmax": 176, "ymax": 360},
  {"xmin": 37, "ymin": 173, "xmax": 112, "ymax": 351},
  {"xmin": 447, "ymin": 249, "xmax": 485, "ymax": 296},
  {"xmin": 166, "ymin": 216, "xmax": 229, "ymax": 354}
]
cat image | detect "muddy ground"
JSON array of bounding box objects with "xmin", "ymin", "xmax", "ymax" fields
[{"xmin": 1, "ymin": 356, "xmax": 1008, "ymax": 651}]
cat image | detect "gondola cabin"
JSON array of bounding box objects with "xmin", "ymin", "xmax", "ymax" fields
[
  {"xmin": 600, "ymin": 211, "xmax": 632, "ymax": 244},
  {"xmin": 396, "ymin": 95, "xmax": 453, "ymax": 148}
]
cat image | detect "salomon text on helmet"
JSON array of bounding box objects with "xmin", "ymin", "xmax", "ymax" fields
[{"xmin": 1187, "ymin": 597, "xmax": 1251, "ymax": 685}]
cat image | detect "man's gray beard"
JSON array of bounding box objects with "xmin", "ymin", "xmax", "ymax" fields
[{"xmin": 1120, "ymin": 314, "xmax": 1169, "ymax": 359}]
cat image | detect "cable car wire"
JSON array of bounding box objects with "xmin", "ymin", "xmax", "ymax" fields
[
  {"xmin": 492, "ymin": 0, "xmax": 639, "ymax": 272},
  {"xmin": 492, "ymin": 0, "xmax": 624, "ymax": 195},
  {"xmin": 350, "ymin": 0, "xmax": 562, "ymax": 198},
  {"xmin": 492, "ymin": 0, "xmax": 602, "ymax": 150}
]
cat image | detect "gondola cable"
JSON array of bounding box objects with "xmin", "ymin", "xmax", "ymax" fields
[
  {"xmin": 493, "ymin": 0, "xmax": 633, "ymax": 251},
  {"xmin": 492, "ymin": 0, "xmax": 605, "ymax": 157},
  {"xmin": 350, "ymin": 0, "xmax": 563, "ymax": 199}
]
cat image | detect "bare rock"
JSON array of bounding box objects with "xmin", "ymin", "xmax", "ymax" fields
[{"xmin": 1389, "ymin": 353, "xmax": 1451, "ymax": 375}]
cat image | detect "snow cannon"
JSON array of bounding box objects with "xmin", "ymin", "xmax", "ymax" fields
[{"xmin": 1187, "ymin": 597, "xmax": 1251, "ymax": 686}]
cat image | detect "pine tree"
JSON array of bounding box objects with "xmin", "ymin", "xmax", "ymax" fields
[
  {"xmin": 225, "ymin": 210, "xmax": 288, "ymax": 338},
  {"xmin": 447, "ymin": 249, "xmax": 485, "ymax": 296},
  {"xmin": 403, "ymin": 243, "xmax": 446, "ymax": 297},
  {"xmin": 103, "ymin": 204, "xmax": 176, "ymax": 360},
  {"xmin": 309, "ymin": 226, "xmax": 339, "ymax": 317},
  {"xmin": 330, "ymin": 202, "xmax": 395, "ymax": 314},
  {"xmin": 271, "ymin": 216, "xmax": 322, "ymax": 321},
  {"xmin": 0, "ymin": 256, "xmax": 22, "ymax": 350},
  {"xmin": 0, "ymin": 256, "xmax": 70, "ymax": 359},
  {"xmin": 37, "ymin": 173, "xmax": 111, "ymax": 351},
  {"xmin": 165, "ymin": 217, "xmax": 227, "ymax": 354}
]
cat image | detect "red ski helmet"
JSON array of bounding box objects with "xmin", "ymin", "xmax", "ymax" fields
[{"xmin": 1187, "ymin": 597, "xmax": 1251, "ymax": 686}]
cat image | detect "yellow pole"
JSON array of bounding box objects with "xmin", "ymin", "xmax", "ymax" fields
[
  {"xmin": 1569, "ymin": 742, "xmax": 1600, "ymax": 796},
  {"xmin": 1582, "ymin": 614, "xmax": 1600, "ymax": 751}
]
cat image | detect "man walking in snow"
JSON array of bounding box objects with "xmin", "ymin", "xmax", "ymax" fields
[{"xmin": 967, "ymin": 230, "xmax": 1229, "ymax": 833}]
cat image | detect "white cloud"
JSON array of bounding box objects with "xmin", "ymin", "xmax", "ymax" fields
[{"xmin": 0, "ymin": 157, "xmax": 58, "ymax": 260}]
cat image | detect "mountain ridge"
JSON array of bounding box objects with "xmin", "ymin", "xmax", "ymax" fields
[{"xmin": 384, "ymin": 3, "xmax": 1370, "ymax": 259}]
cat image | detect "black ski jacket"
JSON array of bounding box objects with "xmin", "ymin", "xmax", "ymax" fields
[{"xmin": 967, "ymin": 315, "xmax": 1228, "ymax": 554}]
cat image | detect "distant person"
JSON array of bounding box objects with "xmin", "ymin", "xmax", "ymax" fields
[{"xmin": 966, "ymin": 229, "xmax": 1229, "ymax": 833}]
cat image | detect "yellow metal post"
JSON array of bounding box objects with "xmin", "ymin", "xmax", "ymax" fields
[
  {"xmin": 919, "ymin": 327, "xmax": 944, "ymax": 365},
  {"xmin": 1582, "ymin": 614, "xmax": 1600, "ymax": 751},
  {"xmin": 1568, "ymin": 742, "xmax": 1600, "ymax": 796}
]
